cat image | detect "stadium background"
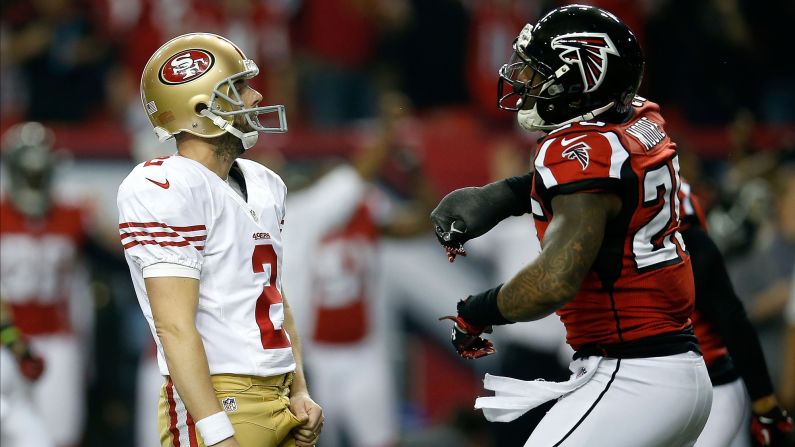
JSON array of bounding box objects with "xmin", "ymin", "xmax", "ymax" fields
[{"xmin": 1, "ymin": 0, "xmax": 793, "ymax": 446}]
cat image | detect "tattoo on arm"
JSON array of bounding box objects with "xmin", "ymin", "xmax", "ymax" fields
[{"xmin": 497, "ymin": 192, "xmax": 618, "ymax": 322}]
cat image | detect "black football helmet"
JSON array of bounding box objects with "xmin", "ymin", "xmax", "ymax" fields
[
  {"xmin": 498, "ymin": 5, "xmax": 644, "ymax": 131},
  {"xmin": 1, "ymin": 122, "xmax": 59, "ymax": 218}
]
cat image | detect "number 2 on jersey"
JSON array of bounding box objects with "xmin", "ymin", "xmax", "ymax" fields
[
  {"xmin": 252, "ymin": 244, "xmax": 291, "ymax": 350},
  {"xmin": 633, "ymin": 156, "xmax": 685, "ymax": 271}
]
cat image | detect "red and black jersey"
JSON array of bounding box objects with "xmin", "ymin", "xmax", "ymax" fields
[
  {"xmin": 530, "ymin": 98, "xmax": 695, "ymax": 351},
  {"xmin": 675, "ymin": 180, "xmax": 775, "ymax": 396},
  {"xmin": 678, "ymin": 180, "xmax": 728, "ymax": 367},
  {"xmin": 691, "ymin": 311, "xmax": 728, "ymax": 367},
  {"xmin": 678, "ymin": 180, "xmax": 707, "ymax": 231},
  {"xmin": 0, "ymin": 200, "xmax": 89, "ymax": 335}
]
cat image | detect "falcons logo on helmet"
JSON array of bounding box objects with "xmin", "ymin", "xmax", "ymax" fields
[
  {"xmin": 551, "ymin": 33, "xmax": 619, "ymax": 93},
  {"xmin": 561, "ymin": 140, "xmax": 591, "ymax": 170}
]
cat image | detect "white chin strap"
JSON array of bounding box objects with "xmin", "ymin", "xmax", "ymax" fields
[
  {"xmin": 517, "ymin": 101, "xmax": 616, "ymax": 131},
  {"xmin": 516, "ymin": 105, "xmax": 549, "ymax": 131},
  {"xmin": 199, "ymin": 109, "xmax": 259, "ymax": 150}
]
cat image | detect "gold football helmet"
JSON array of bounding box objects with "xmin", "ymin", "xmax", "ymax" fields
[{"xmin": 140, "ymin": 33, "xmax": 287, "ymax": 150}]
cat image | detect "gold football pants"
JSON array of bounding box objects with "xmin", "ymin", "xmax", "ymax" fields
[{"xmin": 158, "ymin": 373, "xmax": 302, "ymax": 447}]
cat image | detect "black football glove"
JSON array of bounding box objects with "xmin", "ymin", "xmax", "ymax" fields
[
  {"xmin": 751, "ymin": 407, "xmax": 793, "ymax": 446},
  {"xmin": 438, "ymin": 315, "xmax": 496, "ymax": 359},
  {"xmin": 431, "ymin": 178, "xmax": 532, "ymax": 262}
]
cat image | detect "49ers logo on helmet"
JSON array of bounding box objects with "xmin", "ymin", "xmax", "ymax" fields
[
  {"xmin": 551, "ymin": 33, "xmax": 619, "ymax": 93},
  {"xmin": 159, "ymin": 49, "xmax": 215, "ymax": 85}
]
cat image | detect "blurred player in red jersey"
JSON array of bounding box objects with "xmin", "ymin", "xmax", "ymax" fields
[
  {"xmin": 432, "ymin": 5, "xmax": 712, "ymax": 446},
  {"xmin": 677, "ymin": 183, "xmax": 793, "ymax": 447},
  {"xmin": 283, "ymin": 172, "xmax": 398, "ymax": 447},
  {"xmin": 281, "ymin": 91, "xmax": 432, "ymax": 447},
  {"xmin": 0, "ymin": 122, "xmax": 93, "ymax": 447}
]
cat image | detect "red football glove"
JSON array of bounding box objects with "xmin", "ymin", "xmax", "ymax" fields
[
  {"xmin": 751, "ymin": 408, "xmax": 793, "ymax": 446},
  {"xmin": 443, "ymin": 245, "xmax": 467, "ymax": 263},
  {"xmin": 438, "ymin": 315, "xmax": 496, "ymax": 359},
  {"xmin": 1, "ymin": 324, "xmax": 46, "ymax": 381}
]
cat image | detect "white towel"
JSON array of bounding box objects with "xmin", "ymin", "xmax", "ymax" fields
[{"xmin": 474, "ymin": 356, "xmax": 602, "ymax": 422}]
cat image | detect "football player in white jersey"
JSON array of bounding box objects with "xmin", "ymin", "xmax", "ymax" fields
[{"xmin": 118, "ymin": 33, "xmax": 323, "ymax": 447}]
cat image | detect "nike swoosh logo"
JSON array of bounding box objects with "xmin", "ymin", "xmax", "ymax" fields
[
  {"xmin": 560, "ymin": 135, "xmax": 587, "ymax": 146},
  {"xmin": 146, "ymin": 178, "xmax": 170, "ymax": 189}
]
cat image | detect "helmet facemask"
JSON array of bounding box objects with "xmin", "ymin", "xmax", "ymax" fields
[
  {"xmin": 198, "ymin": 59, "xmax": 287, "ymax": 150},
  {"xmin": 498, "ymin": 24, "xmax": 571, "ymax": 131},
  {"xmin": 499, "ymin": 51, "xmax": 567, "ymax": 131},
  {"xmin": 498, "ymin": 48, "xmax": 574, "ymax": 131},
  {"xmin": 497, "ymin": 52, "xmax": 556, "ymax": 112}
]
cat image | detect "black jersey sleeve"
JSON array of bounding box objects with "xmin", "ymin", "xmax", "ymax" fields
[{"xmin": 683, "ymin": 226, "xmax": 774, "ymax": 401}]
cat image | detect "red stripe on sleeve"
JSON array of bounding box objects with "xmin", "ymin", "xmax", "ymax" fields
[
  {"xmin": 183, "ymin": 235, "xmax": 207, "ymax": 242},
  {"xmin": 122, "ymin": 240, "xmax": 143, "ymax": 249},
  {"xmin": 166, "ymin": 379, "xmax": 181, "ymax": 447},
  {"xmin": 122, "ymin": 240, "xmax": 192, "ymax": 250},
  {"xmin": 119, "ymin": 231, "xmax": 207, "ymax": 242},
  {"xmin": 170, "ymin": 224, "xmax": 207, "ymax": 232}
]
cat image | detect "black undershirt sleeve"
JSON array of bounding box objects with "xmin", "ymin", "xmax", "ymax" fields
[
  {"xmin": 504, "ymin": 172, "xmax": 535, "ymax": 216},
  {"xmin": 683, "ymin": 226, "xmax": 774, "ymax": 401}
]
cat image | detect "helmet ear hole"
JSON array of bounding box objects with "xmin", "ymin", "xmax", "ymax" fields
[
  {"xmin": 548, "ymin": 83, "xmax": 564, "ymax": 96},
  {"xmin": 195, "ymin": 103, "xmax": 208, "ymax": 115}
]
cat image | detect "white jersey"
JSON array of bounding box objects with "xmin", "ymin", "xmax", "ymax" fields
[{"xmin": 117, "ymin": 155, "xmax": 295, "ymax": 377}]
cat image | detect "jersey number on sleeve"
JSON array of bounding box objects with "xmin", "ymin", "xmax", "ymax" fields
[
  {"xmin": 143, "ymin": 156, "xmax": 170, "ymax": 167},
  {"xmin": 252, "ymin": 244, "xmax": 291, "ymax": 350},
  {"xmin": 633, "ymin": 156, "xmax": 685, "ymax": 271}
]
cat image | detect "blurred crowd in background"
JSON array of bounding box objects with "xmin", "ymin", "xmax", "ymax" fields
[{"xmin": 0, "ymin": 0, "xmax": 794, "ymax": 446}]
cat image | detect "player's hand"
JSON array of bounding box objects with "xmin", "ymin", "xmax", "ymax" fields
[
  {"xmin": 214, "ymin": 437, "xmax": 241, "ymax": 447},
  {"xmin": 18, "ymin": 350, "xmax": 45, "ymax": 381},
  {"xmin": 751, "ymin": 407, "xmax": 793, "ymax": 446},
  {"xmin": 1, "ymin": 323, "xmax": 45, "ymax": 381},
  {"xmin": 431, "ymin": 185, "xmax": 517, "ymax": 262},
  {"xmin": 290, "ymin": 392, "xmax": 324, "ymax": 447},
  {"xmin": 438, "ymin": 315, "xmax": 496, "ymax": 359},
  {"xmin": 431, "ymin": 187, "xmax": 483, "ymax": 260}
]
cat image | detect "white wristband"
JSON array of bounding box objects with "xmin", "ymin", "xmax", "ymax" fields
[{"xmin": 196, "ymin": 411, "xmax": 235, "ymax": 446}]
